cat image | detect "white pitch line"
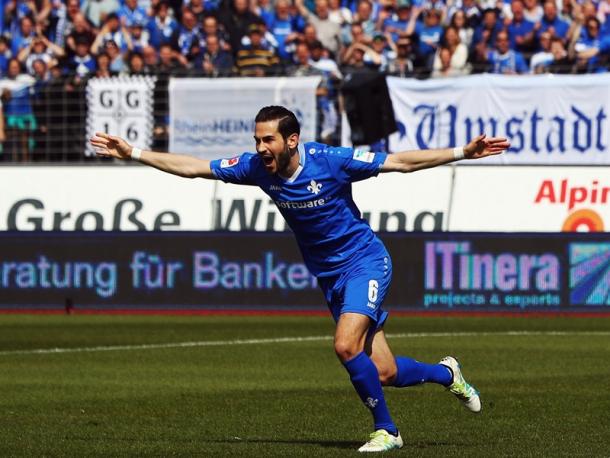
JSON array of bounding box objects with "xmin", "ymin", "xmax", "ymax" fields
[{"xmin": 0, "ymin": 331, "xmax": 609, "ymax": 357}]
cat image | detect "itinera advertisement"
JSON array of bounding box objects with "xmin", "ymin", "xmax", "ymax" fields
[
  {"xmin": 387, "ymin": 74, "xmax": 610, "ymax": 165},
  {"xmin": 0, "ymin": 233, "xmax": 607, "ymax": 310}
]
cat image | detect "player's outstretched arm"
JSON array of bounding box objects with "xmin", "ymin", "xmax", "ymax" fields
[
  {"xmin": 89, "ymin": 132, "xmax": 217, "ymax": 179},
  {"xmin": 380, "ymin": 134, "xmax": 510, "ymax": 173}
]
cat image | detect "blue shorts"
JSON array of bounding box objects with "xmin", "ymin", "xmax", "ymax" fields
[{"xmin": 318, "ymin": 246, "xmax": 393, "ymax": 333}]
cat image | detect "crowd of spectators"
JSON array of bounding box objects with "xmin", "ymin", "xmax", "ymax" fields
[{"xmin": 1, "ymin": 0, "xmax": 610, "ymax": 160}]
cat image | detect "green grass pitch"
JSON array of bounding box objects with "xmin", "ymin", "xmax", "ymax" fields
[{"xmin": 0, "ymin": 314, "xmax": 609, "ymax": 457}]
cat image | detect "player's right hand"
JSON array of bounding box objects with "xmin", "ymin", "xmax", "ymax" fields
[{"xmin": 89, "ymin": 132, "xmax": 133, "ymax": 160}]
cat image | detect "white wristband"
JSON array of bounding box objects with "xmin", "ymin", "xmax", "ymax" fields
[
  {"xmin": 131, "ymin": 147, "xmax": 142, "ymax": 161},
  {"xmin": 453, "ymin": 146, "xmax": 465, "ymax": 160}
]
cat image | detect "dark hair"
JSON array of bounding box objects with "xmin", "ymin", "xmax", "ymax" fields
[{"xmin": 255, "ymin": 106, "xmax": 300, "ymax": 140}]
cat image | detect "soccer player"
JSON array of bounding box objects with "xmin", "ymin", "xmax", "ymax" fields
[{"xmin": 90, "ymin": 106, "xmax": 510, "ymax": 453}]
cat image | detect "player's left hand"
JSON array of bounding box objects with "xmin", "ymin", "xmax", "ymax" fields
[{"xmin": 463, "ymin": 134, "xmax": 510, "ymax": 159}]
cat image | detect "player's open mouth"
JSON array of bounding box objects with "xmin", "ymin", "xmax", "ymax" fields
[{"xmin": 261, "ymin": 155, "xmax": 274, "ymax": 166}]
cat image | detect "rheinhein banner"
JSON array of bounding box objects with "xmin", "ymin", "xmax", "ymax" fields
[{"xmin": 168, "ymin": 77, "xmax": 321, "ymax": 159}]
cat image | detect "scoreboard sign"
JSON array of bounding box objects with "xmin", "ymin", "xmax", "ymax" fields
[{"xmin": 86, "ymin": 76, "xmax": 156, "ymax": 156}]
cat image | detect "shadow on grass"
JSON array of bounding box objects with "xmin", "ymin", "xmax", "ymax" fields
[
  {"xmin": 206, "ymin": 438, "xmax": 475, "ymax": 450},
  {"xmin": 207, "ymin": 438, "xmax": 362, "ymax": 449}
]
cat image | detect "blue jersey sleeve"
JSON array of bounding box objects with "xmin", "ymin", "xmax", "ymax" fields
[
  {"xmin": 325, "ymin": 146, "xmax": 387, "ymax": 182},
  {"xmin": 210, "ymin": 153, "xmax": 257, "ymax": 185}
]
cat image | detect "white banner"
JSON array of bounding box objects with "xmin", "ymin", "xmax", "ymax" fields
[
  {"xmin": 450, "ymin": 166, "xmax": 610, "ymax": 231},
  {"xmin": 168, "ymin": 77, "xmax": 321, "ymax": 159},
  {"xmin": 388, "ymin": 74, "xmax": 610, "ymax": 165},
  {"xmin": 0, "ymin": 165, "xmax": 450, "ymax": 232},
  {"xmin": 1, "ymin": 165, "xmax": 607, "ymax": 232},
  {"xmin": 86, "ymin": 76, "xmax": 156, "ymax": 156},
  {"xmin": 0, "ymin": 167, "xmax": 215, "ymax": 231}
]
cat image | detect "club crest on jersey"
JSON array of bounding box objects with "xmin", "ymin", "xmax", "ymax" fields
[
  {"xmin": 307, "ymin": 179, "xmax": 322, "ymax": 195},
  {"xmin": 220, "ymin": 157, "xmax": 240, "ymax": 168},
  {"xmin": 353, "ymin": 149, "xmax": 375, "ymax": 163}
]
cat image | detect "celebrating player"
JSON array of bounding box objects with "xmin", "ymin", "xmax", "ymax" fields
[{"xmin": 90, "ymin": 106, "xmax": 510, "ymax": 453}]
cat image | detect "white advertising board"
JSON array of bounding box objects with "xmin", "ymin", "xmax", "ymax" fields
[
  {"xmin": 388, "ymin": 74, "xmax": 610, "ymax": 165},
  {"xmin": 0, "ymin": 167, "xmax": 216, "ymax": 231},
  {"xmin": 450, "ymin": 166, "xmax": 610, "ymax": 232},
  {"xmin": 169, "ymin": 77, "xmax": 321, "ymax": 159},
  {"xmin": 1, "ymin": 165, "xmax": 607, "ymax": 232},
  {"xmin": 0, "ymin": 165, "xmax": 452, "ymax": 232}
]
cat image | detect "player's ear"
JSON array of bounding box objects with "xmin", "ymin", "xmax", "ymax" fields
[{"xmin": 286, "ymin": 132, "xmax": 299, "ymax": 149}]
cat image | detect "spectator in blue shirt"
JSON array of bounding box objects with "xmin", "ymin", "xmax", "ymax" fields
[
  {"xmin": 10, "ymin": 15, "xmax": 36, "ymax": 56},
  {"xmin": 407, "ymin": 6, "xmax": 443, "ymax": 68},
  {"xmin": 383, "ymin": 1, "xmax": 411, "ymax": 43},
  {"xmin": 66, "ymin": 36, "xmax": 96, "ymax": 77},
  {"xmin": 119, "ymin": 0, "xmax": 148, "ymax": 27},
  {"xmin": 265, "ymin": 0, "xmax": 305, "ymax": 61},
  {"xmin": 177, "ymin": 9, "xmax": 202, "ymax": 55},
  {"xmin": 487, "ymin": 29, "xmax": 529, "ymax": 73},
  {"xmin": 90, "ymin": 13, "xmax": 134, "ymax": 54},
  {"xmin": 507, "ymin": 0, "xmax": 537, "ymax": 54},
  {"xmin": 199, "ymin": 15, "xmax": 231, "ymax": 52},
  {"xmin": 0, "ymin": 36, "xmax": 12, "ymax": 76},
  {"xmin": 192, "ymin": 34, "xmax": 234, "ymax": 75},
  {"xmin": 539, "ymin": 0, "xmax": 570, "ymax": 40},
  {"xmin": 147, "ymin": 1, "xmax": 179, "ymax": 49},
  {"xmin": 471, "ymin": 8, "xmax": 502, "ymax": 53},
  {"xmin": 574, "ymin": 16, "xmax": 606, "ymax": 72}
]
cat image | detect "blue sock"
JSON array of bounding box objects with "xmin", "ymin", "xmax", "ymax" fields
[
  {"xmin": 343, "ymin": 352, "xmax": 397, "ymax": 435},
  {"xmin": 393, "ymin": 357, "xmax": 452, "ymax": 387}
]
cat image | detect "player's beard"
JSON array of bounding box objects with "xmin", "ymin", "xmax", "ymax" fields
[{"xmin": 276, "ymin": 142, "xmax": 293, "ymax": 174}]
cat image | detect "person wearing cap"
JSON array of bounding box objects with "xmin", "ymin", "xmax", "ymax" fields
[
  {"xmin": 383, "ymin": 0, "xmax": 412, "ymax": 43},
  {"xmin": 235, "ymin": 22, "xmax": 280, "ymax": 76},
  {"xmin": 364, "ymin": 31, "xmax": 396, "ymax": 71}
]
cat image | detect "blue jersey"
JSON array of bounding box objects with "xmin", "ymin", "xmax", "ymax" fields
[{"xmin": 210, "ymin": 142, "xmax": 387, "ymax": 277}]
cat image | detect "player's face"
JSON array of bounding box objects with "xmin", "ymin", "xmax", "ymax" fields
[{"xmin": 254, "ymin": 120, "xmax": 296, "ymax": 175}]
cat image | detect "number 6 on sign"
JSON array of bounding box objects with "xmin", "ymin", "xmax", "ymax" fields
[{"xmin": 368, "ymin": 280, "xmax": 378, "ymax": 303}]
